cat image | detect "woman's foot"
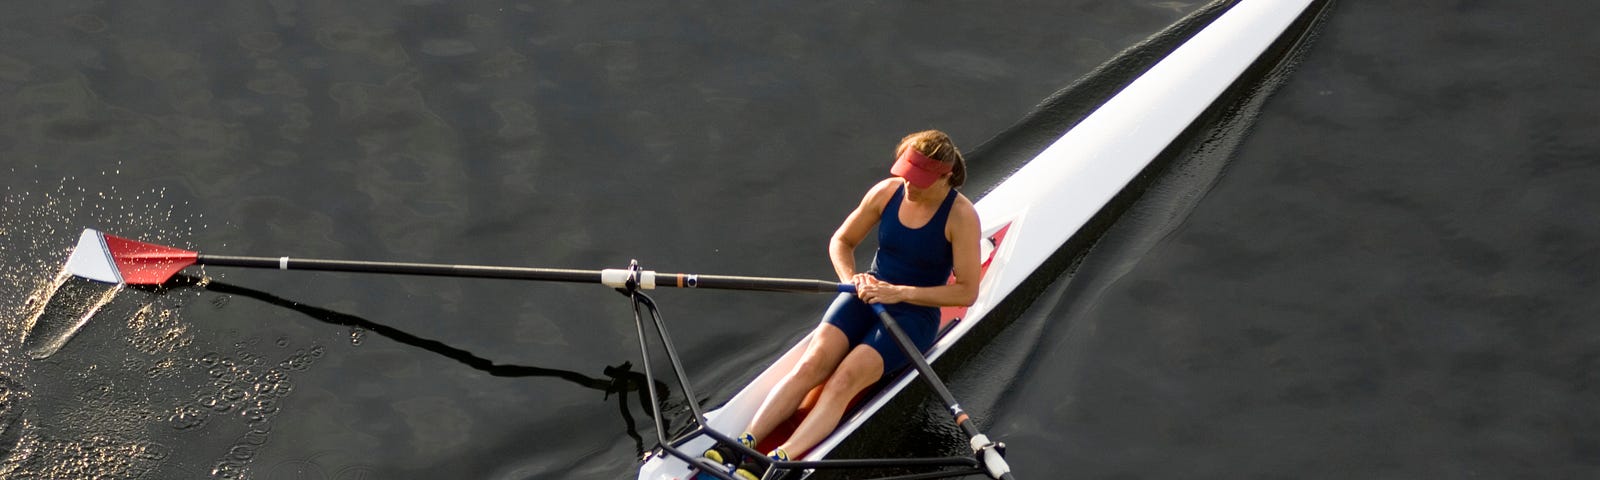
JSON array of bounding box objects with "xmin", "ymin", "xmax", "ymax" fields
[
  {"xmin": 733, "ymin": 448, "xmax": 788, "ymax": 480},
  {"xmin": 702, "ymin": 432, "xmax": 757, "ymax": 467}
]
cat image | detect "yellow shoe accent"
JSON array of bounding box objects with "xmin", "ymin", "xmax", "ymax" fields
[
  {"xmin": 733, "ymin": 468, "xmax": 761, "ymax": 480},
  {"xmin": 704, "ymin": 432, "xmax": 757, "ymax": 468},
  {"xmin": 703, "ymin": 447, "xmax": 726, "ymax": 465}
]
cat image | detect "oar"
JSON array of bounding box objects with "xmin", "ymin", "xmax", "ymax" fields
[
  {"xmin": 57, "ymin": 228, "xmax": 1014, "ymax": 476},
  {"xmin": 721, "ymin": 302, "xmax": 1014, "ymax": 479},
  {"xmin": 65, "ymin": 228, "xmax": 853, "ymax": 293},
  {"xmin": 866, "ymin": 303, "xmax": 1012, "ymax": 480}
]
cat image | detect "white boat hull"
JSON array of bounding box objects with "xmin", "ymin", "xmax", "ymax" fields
[{"xmin": 640, "ymin": 1, "xmax": 1315, "ymax": 478}]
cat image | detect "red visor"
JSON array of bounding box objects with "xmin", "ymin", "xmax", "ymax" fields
[{"xmin": 890, "ymin": 149, "xmax": 953, "ymax": 188}]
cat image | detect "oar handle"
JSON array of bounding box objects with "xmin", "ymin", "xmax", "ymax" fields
[{"xmin": 197, "ymin": 255, "xmax": 854, "ymax": 294}]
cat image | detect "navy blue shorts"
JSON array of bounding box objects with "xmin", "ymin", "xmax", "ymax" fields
[{"xmin": 821, "ymin": 293, "xmax": 940, "ymax": 378}]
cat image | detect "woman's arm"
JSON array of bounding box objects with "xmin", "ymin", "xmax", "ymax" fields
[
  {"xmin": 859, "ymin": 194, "xmax": 981, "ymax": 307},
  {"xmin": 830, "ymin": 179, "xmax": 899, "ymax": 285}
]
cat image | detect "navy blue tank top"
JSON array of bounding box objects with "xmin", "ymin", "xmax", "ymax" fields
[{"xmin": 869, "ymin": 185, "xmax": 957, "ymax": 287}]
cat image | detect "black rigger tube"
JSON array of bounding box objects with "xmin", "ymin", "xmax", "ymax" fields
[
  {"xmin": 606, "ymin": 263, "xmax": 1009, "ymax": 479},
  {"xmin": 628, "ymin": 291, "xmax": 741, "ymax": 480}
]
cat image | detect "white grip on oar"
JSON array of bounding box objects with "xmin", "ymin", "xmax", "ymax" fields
[{"xmin": 600, "ymin": 269, "xmax": 656, "ymax": 289}]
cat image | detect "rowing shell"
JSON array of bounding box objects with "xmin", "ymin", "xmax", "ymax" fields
[{"xmin": 640, "ymin": 0, "xmax": 1316, "ymax": 477}]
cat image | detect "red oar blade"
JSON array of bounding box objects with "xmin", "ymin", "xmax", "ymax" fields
[{"xmin": 66, "ymin": 229, "xmax": 198, "ymax": 285}]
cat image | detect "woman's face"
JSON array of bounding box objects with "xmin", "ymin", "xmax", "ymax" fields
[{"xmin": 904, "ymin": 173, "xmax": 949, "ymax": 196}]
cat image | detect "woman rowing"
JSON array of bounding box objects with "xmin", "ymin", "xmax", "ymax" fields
[{"xmin": 706, "ymin": 130, "xmax": 982, "ymax": 479}]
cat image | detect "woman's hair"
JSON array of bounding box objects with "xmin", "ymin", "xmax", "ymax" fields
[{"xmin": 895, "ymin": 130, "xmax": 967, "ymax": 188}]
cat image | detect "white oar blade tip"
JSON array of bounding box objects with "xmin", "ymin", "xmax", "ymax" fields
[{"xmin": 66, "ymin": 229, "xmax": 123, "ymax": 284}]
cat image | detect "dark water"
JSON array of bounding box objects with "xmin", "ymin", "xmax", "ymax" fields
[{"xmin": 3, "ymin": 1, "xmax": 1598, "ymax": 479}]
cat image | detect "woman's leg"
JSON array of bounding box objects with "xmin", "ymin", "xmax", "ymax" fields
[
  {"xmin": 774, "ymin": 344, "xmax": 884, "ymax": 457},
  {"xmin": 744, "ymin": 323, "xmax": 854, "ymax": 440}
]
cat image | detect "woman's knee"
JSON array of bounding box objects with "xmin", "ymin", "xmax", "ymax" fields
[
  {"xmin": 791, "ymin": 325, "xmax": 850, "ymax": 383},
  {"xmin": 822, "ymin": 351, "xmax": 883, "ymax": 394},
  {"xmin": 791, "ymin": 357, "xmax": 835, "ymax": 385}
]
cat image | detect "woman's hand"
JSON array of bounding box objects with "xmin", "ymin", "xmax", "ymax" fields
[
  {"xmin": 850, "ymin": 273, "xmax": 879, "ymax": 295},
  {"xmin": 858, "ymin": 281, "xmax": 912, "ymax": 305}
]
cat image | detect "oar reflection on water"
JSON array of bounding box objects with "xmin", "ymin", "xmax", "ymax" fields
[{"xmin": 153, "ymin": 274, "xmax": 673, "ymax": 453}]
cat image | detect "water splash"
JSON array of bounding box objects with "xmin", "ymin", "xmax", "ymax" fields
[
  {"xmin": 3, "ymin": 174, "xmax": 205, "ymax": 354},
  {"xmin": 124, "ymin": 303, "xmax": 194, "ymax": 356},
  {"xmin": 0, "ymin": 376, "xmax": 25, "ymax": 461},
  {"xmin": 6, "ymin": 268, "xmax": 70, "ymax": 354},
  {"xmin": 0, "ymin": 173, "xmax": 265, "ymax": 478},
  {"xmin": 20, "ymin": 276, "xmax": 123, "ymax": 360},
  {"xmin": 183, "ymin": 342, "xmax": 323, "ymax": 479},
  {"xmin": 0, "ymin": 432, "xmax": 169, "ymax": 479}
]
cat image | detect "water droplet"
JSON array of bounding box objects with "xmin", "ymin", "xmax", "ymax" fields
[
  {"xmin": 244, "ymin": 408, "xmax": 270, "ymax": 424},
  {"xmin": 222, "ymin": 386, "xmax": 247, "ymax": 402},
  {"xmin": 170, "ymin": 404, "xmax": 208, "ymax": 430},
  {"xmin": 212, "ymin": 461, "xmax": 248, "ymax": 478},
  {"xmin": 252, "ymin": 401, "xmax": 279, "ymax": 417}
]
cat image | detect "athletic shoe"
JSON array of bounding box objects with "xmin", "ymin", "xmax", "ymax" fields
[
  {"xmin": 734, "ymin": 448, "xmax": 788, "ymax": 480},
  {"xmin": 702, "ymin": 432, "xmax": 756, "ymax": 467}
]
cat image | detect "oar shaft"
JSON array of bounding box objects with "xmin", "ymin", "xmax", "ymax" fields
[
  {"xmin": 652, "ymin": 273, "xmax": 848, "ymax": 293},
  {"xmin": 200, "ymin": 254, "xmax": 601, "ymax": 283},
  {"xmin": 196, "ymin": 254, "xmax": 851, "ymax": 294},
  {"xmin": 869, "ymin": 303, "xmax": 1012, "ymax": 479},
  {"xmin": 868, "ymin": 303, "xmax": 976, "ymax": 435}
]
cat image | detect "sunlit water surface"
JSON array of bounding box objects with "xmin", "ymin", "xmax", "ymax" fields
[{"xmin": 3, "ymin": 1, "xmax": 1599, "ymax": 479}]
